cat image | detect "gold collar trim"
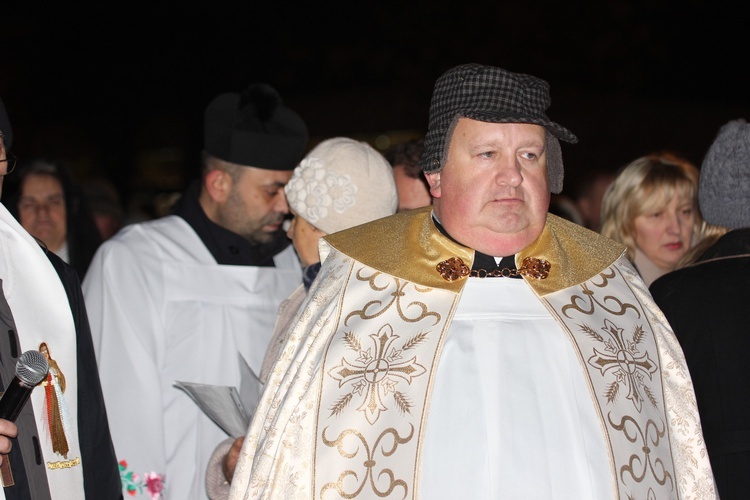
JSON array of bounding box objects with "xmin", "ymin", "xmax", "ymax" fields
[{"xmin": 324, "ymin": 208, "xmax": 625, "ymax": 297}]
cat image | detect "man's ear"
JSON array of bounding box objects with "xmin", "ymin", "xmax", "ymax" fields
[
  {"xmin": 424, "ymin": 171, "xmax": 442, "ymax": 199},
  {"xmin": 203, "ymin": 169, "xmax": 232, "ymax": 204}
]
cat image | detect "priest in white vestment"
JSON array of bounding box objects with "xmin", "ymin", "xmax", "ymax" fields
[{"xmin": 226, "ymin": 64, "xmax": 717, "ymax": 500}]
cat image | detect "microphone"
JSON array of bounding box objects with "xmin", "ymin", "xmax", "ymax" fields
[{"xmin": 0, "ymin": 350, "xmax": 49, "ymax": 422}]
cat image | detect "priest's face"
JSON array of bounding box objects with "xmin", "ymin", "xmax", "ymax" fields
[
  {"xmin": 425, "ymin": 119, "xmax": 550, "ymax": 256},
  {"xmin": 220, "ymin": 165, "xmax": 293, "ymax": 244}
]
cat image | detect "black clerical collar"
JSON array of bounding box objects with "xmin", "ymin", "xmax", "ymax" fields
[
  {"xmin": 171, "ymin": 181, "xmax": 291, "ymax": 266},
  {"xmin": 431, "ymin": 213, "xmax": 521, "ymax": 278}
]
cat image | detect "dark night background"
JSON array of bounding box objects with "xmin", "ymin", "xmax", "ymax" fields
[{"xmin": 2, "ymin": 1, "xmax": 748, "ymax": 217}]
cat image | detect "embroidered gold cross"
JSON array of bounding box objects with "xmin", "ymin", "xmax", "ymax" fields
[
  {"xmin": 328, "ymin": 325, "xmax": 427, "ymax": 425},
  {"xmin": 587, "ymin": 319, "xmax": 658, "ymax": 412}
]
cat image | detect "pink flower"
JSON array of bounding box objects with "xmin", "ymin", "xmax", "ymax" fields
[{"xmin": 144, "ymin": 472, "xmax": 165, "ymax": 499}]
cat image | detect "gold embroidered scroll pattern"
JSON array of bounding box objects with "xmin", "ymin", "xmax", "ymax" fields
[
  {"xmin": 562, "ymin": 268, "xmax": 641, "ymax": 318},
  {"xmin": 609, "ymin": 413, "xmax": 674, "ymax": 491},
  {"xmin": 320, "ymin": 425, "xmax": 414, "ymax": 499},
  {"xmin": 328, "ymin": 324, "xmax": 427, "ymax": 425},
  {"xmin": 584, "ymin": 319, "xmax": 659, "ymax": 413},
  {"xmin": 345, "ymin": 269, "xmax": 441, "ymax": 325},
  {"xmin": 549, "ymin": 262, "xmax": 678, "ymax": 497}
]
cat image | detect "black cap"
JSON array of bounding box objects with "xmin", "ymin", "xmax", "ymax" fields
[
  {"xmin": 204, "ymin": 84, "xmax": 308, "ymax": 170},
  {"xmin": 0, "ymin": 97, "xmax": 12, "ymax": 149}
]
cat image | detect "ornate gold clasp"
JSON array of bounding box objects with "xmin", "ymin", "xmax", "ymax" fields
[
  {"xmin": 519, "ymin": 257, "xmax": 551, "ymax": 280},
  {"xmin": 436, "ymin": 257, "xmax": 470, "ymax": 281}
]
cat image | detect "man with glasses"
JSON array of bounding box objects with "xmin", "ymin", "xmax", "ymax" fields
[
  {"xmin": 0, "ymin": 148, "xmax": 16, "ymax": 178},
  {"xmin": 0, "ymin": 97, "xmax": 121, "ymax": 498}
]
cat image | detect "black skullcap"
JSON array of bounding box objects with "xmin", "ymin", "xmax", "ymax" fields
[
  {"xmin": 419, "ymin": 64, "xmax": 577, "ymax": 193},
  {"xmin": 0, "ymin": 97, "xmax": 12, "ymax": 149},
  {"xmin": 204, "ymin": 83, "xmax": 308, "ymax": 170}
]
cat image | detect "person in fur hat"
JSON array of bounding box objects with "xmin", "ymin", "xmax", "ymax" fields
[{"xmin": 650, "ymin": 118, "xmax": 750, "ymax": 499}]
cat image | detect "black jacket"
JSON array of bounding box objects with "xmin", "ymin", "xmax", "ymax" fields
[{"xmin": 650, "ymin": 229, "xmax": 750, "ymax": 500}]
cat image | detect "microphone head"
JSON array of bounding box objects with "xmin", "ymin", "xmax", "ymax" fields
[{"xmin": 16, "ymin": 350, "xmax": 50, "ymax": 386}]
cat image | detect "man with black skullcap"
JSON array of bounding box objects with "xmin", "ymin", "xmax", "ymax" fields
[
  {"xmin": 83, "ymin": 84, "xmax": 308, "ymax": 499},
  {"xmin": 226, "ymin": 65, "xmax": 716, "ymax": 499},
  {"xmin": 0, "ymin": 99, "xmax": 121, "ymax": 497}
]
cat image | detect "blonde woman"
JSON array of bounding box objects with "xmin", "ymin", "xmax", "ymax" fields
[{"xmin": 600, "ymin": 155, "xmax": 701, "ymax": 286}]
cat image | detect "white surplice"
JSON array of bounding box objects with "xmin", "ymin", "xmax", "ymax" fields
[
  {"xmin": 421, "ymin": 278, "xmax": 611, "ymax": 499},
  {"xmin": 83, "ymin": 215, "xmax": 301, "ymax": 500}
]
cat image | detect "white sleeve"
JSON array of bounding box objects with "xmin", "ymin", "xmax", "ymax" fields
[{"xmin": 83, "ymin": 228, "xmax": 168, "ymax": 498}]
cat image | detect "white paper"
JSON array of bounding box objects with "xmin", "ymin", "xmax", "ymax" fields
[
  {"xmin": 174, "ymin": 353, "xmax": 264, "ymax": 437},
  {"xmin": 237, "ymin": 352, "xmax": 263, "ymax": 419},
  {"xmin": 174, "ymin": 381, "xmax": 248, "ymax": 437}
]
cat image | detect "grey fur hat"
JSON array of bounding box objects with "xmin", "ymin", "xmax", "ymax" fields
[{"xmin": 699, "ymin": 119, "xmax": 750, "ymax": 229}]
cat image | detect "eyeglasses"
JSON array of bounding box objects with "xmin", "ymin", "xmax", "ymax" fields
[{"xmin": 0, "ymin": 150, "xmax": 17, "ymax": 176}]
